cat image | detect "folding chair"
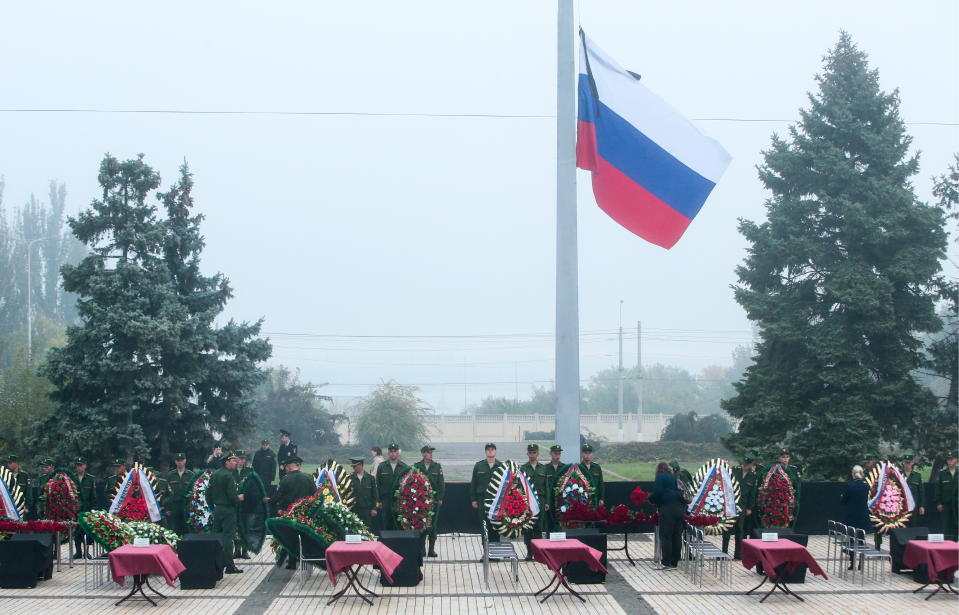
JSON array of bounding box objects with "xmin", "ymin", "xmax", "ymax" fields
[{"xmin": 852, "ymin": 528, "xmax": 891, "ymax": 586}]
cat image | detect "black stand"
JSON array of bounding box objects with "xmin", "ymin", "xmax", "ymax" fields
[
  {"xmin": 605, "ymin": 528, "xmax": 635, "ymax": 566},
  {"xmin": 328, "ymin": 565, "xmax": 379, "ymax": 605},
  {"xmin": 913, "ymin": 581, "xmax": 959, "ymax": 601},
  {"xmin": 745, "ymin": 574, "xmax": 803, "ymax": 603},
  {"xmin": 115, "ymin": 574, "xmax": 167, "ymax": 606},
  {"xmin": 534, "ymin": 564, "xmax": 585, "ymax": 603}
]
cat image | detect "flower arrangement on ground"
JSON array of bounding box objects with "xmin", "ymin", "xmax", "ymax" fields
[
  {"xmin": 266, "ymin": 496, "xmax": 375, "ymax": 567},
  {"xmin": 126, "ymin": 521, "xmax": 180, "ymax": 547},
  {"xmin": 0, "ymin": 520, "xmax": 70, "ymax": 535},
  {"xmin": 686, "ymin": 459, "xmax": 740, "ymax": 535},
  {"xmin": 395, "ymin": 467, "xmax": 436, "ymax": 531},
  {"xmin": 185, "ymin": 470, "xmax": 214, "ymax": 532},
  {"xmin": 485, "ymin": 460, "xmax": 540, "ymax": 538},
  {"xmin": 757, "ymin": 465, "xmax": 796, "ymax": 528},
  {"xmin": 867, "ymin": 461, "xmax": 915, "ymax": 533},
  {"xmin": 78, "ymin": 510, "xmax": 134, "ymax": 552},
  {"xmin": 554, "ymin": 464, "xmax": 596, "ymax": 528},
  {"xmin": 42, "ymin": 469, "xmax": 80, "ymax": 522}
]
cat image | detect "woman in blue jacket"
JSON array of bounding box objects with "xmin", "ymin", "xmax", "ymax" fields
[{"xmin": 650, "ymin": 461, "xmax": 686, "ymax": 570}]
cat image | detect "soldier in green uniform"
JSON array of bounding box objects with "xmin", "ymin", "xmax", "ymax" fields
[
  {"xmin": 936, "ymin": 452, "xmax": 958, "ymax": 538},
  {"xmin": 232, "ymin": 451, "xmax": 253, "ymax": 559},
  {"xmin": 273, "ymin": 455, "xmax": 317, "ymax": 570},
  {"xmin": 35, "ymin": 458, "xmax": 55, "ymax": 519},
  {"xmin": 762, "ymin": 449, "xmax": 802, "ymax": 529},
  {"xmin": 163, "ymin": 453, "xmax": 194, "ymax": 536},
  {"xmin": 471, "ymin": 442, "xmax": 503, "ymax": 544},
  {"xmin": 723, "ymin": 452, "xmax": 759, "ymax": 559},
  {"xmin": 72, "ymin": 457, "xmax": 97, "ymax": 558},
  {"xmin": 349, "ymin": 457, "xmax": 377, "ymax": 530},
  {"xmin": 543, "ymin": 445, "xmax": 567, "ymax": 534},
  {"xmin": 5, "ymin": 455, "xmax": 32, "ymax": 519},
  {"xmin": 207, "ymin": 451, "xmax": 244, "ymax": 574},
  {"xmin": 899, "ymin": 454, "xmax": 925, "ymax": 527},
  {"xmin": 101, "ymin": 460, "xmax": 128, "ymax": 509},
  {"xmin": 520, "ymin": 444, "xmax": 548, "ymax": 560},
  {"xmin": 580, "ymin": 444, "xmax": 605, "ymax": 506},
  {"xmin": 375, "ymin": 443, "xmax": 409, "ymax": 532},
  {"xmin": 413, "ymin": 445, "xmax": 445, "ymax": 557}
]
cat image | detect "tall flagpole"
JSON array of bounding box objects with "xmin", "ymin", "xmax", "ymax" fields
[{"xmin": 555, "ymin": 0, "xmax": 580, "ymax": 462}]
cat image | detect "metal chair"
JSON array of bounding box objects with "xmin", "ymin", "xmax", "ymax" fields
[
  {"xmin": 481, "ymin": 520, "xmax": 519, "ymax": 587},
  {"xmin": 683, "ymin": 527, "xmax": 731, "ymax": 586},
  {"xmin": 82, "ymin": 534, "xmax": 108, "ymax": 590},
  {"xmin": 851, "ymin": 528, "xmax": 891, "ymax": 585},
  {"xmin": 826, "ymin": 520, "xmax": 846, "ymax": 575},
  {"xmin": 296, "ymin": 533, "xmax": 327, "ymax": 584}
]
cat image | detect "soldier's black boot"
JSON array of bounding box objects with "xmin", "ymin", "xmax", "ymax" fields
[{"xmin": 428, "ymin": 536, "xmax": 438, "ymax": 558}]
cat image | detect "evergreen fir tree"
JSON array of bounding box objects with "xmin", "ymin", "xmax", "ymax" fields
[{"xmin": 722, "ymin": 34, "xmax": 948, "ymax": 479}]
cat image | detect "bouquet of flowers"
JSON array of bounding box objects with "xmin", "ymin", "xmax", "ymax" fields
[
  {"xmin": 79, "ymin": 510, "xmax": 134, "ymax": 552},
  {"xmin": 867, "ymin": 462, "xmax": 914, "ymax": 533},
  {"xmin": 686, "ymin": 459, "xmax": 740, "ymax": 535},
  {"xmin": 485, "ymin": 460, "xmax": 539, "ymax": 538},
  {"xmin": 394, "ymin": 467, "xmax": 436, "ymax": 531},
  {"xmin": 185, "ymin": 470, "xmax": 214, "ymax": 532},
  {"xmin": 42, "ymin": 470, "xmax": 80, "ymax": 522},
  {"xmin": 685, "ymin": 514, "xmax": 722, "ymax": 527},
  {"xmin": 126, "ymin": 521, "xmax": 180, "ymax": 548},
  {"xmin": 757, "ymin": 465, "xmax": 796, "ymax": 528},
  {"xmin": 606, "ymin": 504, "xmax": 637, "ymax": 527},
  {"xmin": 561, "ymin": 502, "xmax": 609, "ymax": 527},
  {"xmin": 0, "ymin": 520, "xmax": 70, "ymax": 535},
  {"xmin": 554, "ymin": 465, "xmax": 595, "ymax": 528},
  {"xmin": 630, "ymin": 485, "xmax": 650, "ymax": 508}
]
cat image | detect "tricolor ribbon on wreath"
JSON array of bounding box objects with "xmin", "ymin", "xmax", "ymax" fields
[
  {"xmin": 109, "ymin": 465, "xmax": 162, "ymax": 522},
  {"xmin": 867, "ymin": 462, "xmax": 915, "ymax": 512},
  {"xmin": 314, "ymin": 467, "xmax": 342, "ymax": 502},
  {"xmin": 487, "ymin": 462, "xmax": 541, "ymax": 521},
  {"xmin": 688, "ymin": 463, "xmax": 739, "ymax": 518},
  {"xmin": 0, "ymin": 471, "xmax": 22, "ymax": 521}
]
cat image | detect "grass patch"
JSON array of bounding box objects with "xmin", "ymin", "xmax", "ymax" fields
[{"xmin": 602, "ymin": 460, "xmax": 707, "ymax": 481}]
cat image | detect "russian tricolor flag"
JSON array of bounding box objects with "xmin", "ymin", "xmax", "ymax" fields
[{"xmin": 576, "ymin": 33, "xmax": 731, "ymax": 249}]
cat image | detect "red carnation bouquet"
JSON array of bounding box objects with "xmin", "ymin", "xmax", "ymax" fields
[
  {"xmin": 758, "ymin": 465, "xmax": 795, "ymax": 528},
  {"xmin": 43, "ymin": 471, "xmax": 80, "ymax": 522},
  {"xmin": 0, "ymin": 520, "xmax": 70, "ymax": 535},
  {"xmin": 394, "ymin": 467, "xmax": 436, "ymax": 531}
]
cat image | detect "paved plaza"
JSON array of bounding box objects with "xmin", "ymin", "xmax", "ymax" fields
[{"xmin": 1, "ymin": 534, "xmax": 954, "ymax": 614}]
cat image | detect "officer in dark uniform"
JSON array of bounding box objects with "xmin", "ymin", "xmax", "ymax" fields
[
  {"xmin": 277, "ymin": 430, "xmax": 298, "ymax": 479},
  {"xmin": 413, "ymin": 445, "xmax": 445, "ymax": 557},
  {"xmin": 349, "ymin": 457, "xmax": 377, "ymax": 530},
  {"xmin": 5, "ymin": 455, "xmax": 32, "ymax": 519},
  {"xmin": 274, "ymin": 455, "xmax": 317, "ymax": 569},
  {"xmin": 936, "ymin": 452, "xmax": 958, "ymax": 538},
  {"xmin": 253, "ymin": 440, "xmax": 277, "ymax": 492},
  {"xmin": 164, "ymin": 453, "xmax": 194, "ymax": 536},
  {"xmin": 471, "ymin": 442, "xmax": 503, "ymax": 544},
  {"xmin": 101, "ymin": 459, "xmax": 128, "ymax": 509},
  {"xmin": 520, "ymin": 444, "xmax": 548, "ymax": 559},
  {"xmin": 208, "ymin": 451, "xmax": 244, "ymax": 574},
  {"xmin": 543, "ymin": 445, "xmax": 567, "ymax": 533},
  {"xmin": 580, "ymin": 444, "xmax": 605, "ymax": 506},
  {"xmin": 899, "ymin": 454, "xmax": 925, "ymax": 527},
  {"xmin": 73, "ymin": 457, "xmax": 96, "ymax": 558},
  {"xmin": 375, "ymin": 443, "xmax": 408, "ymax": 531},
  {"xmin": 724, "ymin": 452, "xmax": 759, "ymax": 559}
]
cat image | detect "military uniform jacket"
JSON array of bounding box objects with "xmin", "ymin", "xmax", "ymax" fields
[
  {"xmin": 75, "ymin": 473, "xmax": 97, "ymax": 512},
  {"xmin": 733, "ymin": 466, "xmax": 758, "ymax": 512},
  {"xmin": 274, "ymin": 470, "xmax": 317, "ymax": 511},
  {"xmin": 937, "ymin": 468, "xmax": 958, "ymax": 507},
  {"xmin": 544, "ymin": 462, "xmax": 569, "ymax": 504},
  {"xmin": 164, "ymin": 469, "xmax": 196, "ymax": 505},
  {"xmin": 470, "ymin": 460, "xmax": 503, "ymax": 505},
  {"xmin": 903, "ymin": 469, "xmax": 924, "ymax": 511},
  {"xmin": 207, "ymin": 467, "xmax": 240, "ymax": 508},
  {"xmin": 11, "ymin": 470, "xmax": 31, "ymax": 509},
  {"xmin": 579, "ymin": 462, "xmax": 605, "ymax": 502},
  {"xmin": 252, "ymin": 449, "xmax": 277, "ymax": 484},
  {"xmin": 413, "ymin": 461, "xmax": 445, "ymax": 502},
  {"xmin": 277, "ymin": 442, "xmax": 298, "ymax": 468},
  {"xmin": 350, "ymin": 472, "xmax": 376, "ymax": 511},
  {"xmin": 520, "ymin": 461, "xmax": 548, "ymax": 504},
  {"xmin": 375, "ymin": 461, "xmax": 409, "ymax": 507}
]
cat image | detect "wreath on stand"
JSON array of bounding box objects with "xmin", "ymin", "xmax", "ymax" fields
[
  {"xmin": 0, "ymin": 466, "xmax": 25, "ymax": 521},
  {"xmin": 757, "ymin": 465, "xmax": 796, "ymax": 528},
  {"xmin": 109, "ymin": 463, "xmax": 162, "ymax": 523},
  {"xmin": 185, "ymin": 469, "xmax": 214, "ymax": 532},
  {"xmin": 687, "ymin": 459, "xmax": 740, "ymax": 535},
  {"xmin": 239, "ymin": 471, "xmax": 269, "ymax": 553},
  {"xmin": 553, "ymin": 464, "xmax": 596, "ymax": 528},
  {"xmin": 867, "ymin": 461, "xmax": 915, "ymax": 533},
  {"xmin": 266, "ymin": 496, "xmax": 374, "ymax": 567},
  {"xmin": 394, "ymin": 467, "xmax": 436, "ymax": 531},
  {"xmin": 42, "ymin": 469, "xmax": 80, "ymax": 522},
  {"xmin": 313, "ymin": 460, "xmax": 356, "ymax": 508},
  {"xmin": 484, "ymin": 460, "xmax": 540, "ymax": 538}
]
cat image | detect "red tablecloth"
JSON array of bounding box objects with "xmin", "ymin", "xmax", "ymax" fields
[
  {"xmin": 741, "ymin": 539, "xmax": 827, "ymax": 581},
  {"xmin": 903, "ymin": 540, "xmax": 959, "ymax": 580},
  {"xmin": 530, "ymin": 538, "xmax": 608, "ymax": 573},
  {"xmin": 324, "ymin": 541, "xmax": 403, "ymax": 586},
  {"xmin": 108, "ymin": 544, "xmax": 186, "ymax": 588}
]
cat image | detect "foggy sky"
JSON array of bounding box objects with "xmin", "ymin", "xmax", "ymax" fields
[{"xmin": 1, "ymin": 1, "xmax": 956, "ymax": 411}]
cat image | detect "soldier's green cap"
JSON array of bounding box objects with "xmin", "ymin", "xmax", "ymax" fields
[
  {"xmin": 527, "ymin": 443, "xmax": 540, "ymax": 452},
  {"xmin": 484, "ymin": 442, "xmax": 497, "ymax": 450},
  {"xmin": 173, "ymin": 453, "xmax": 186, "ymax": 460},
  {"xmin": 39, "ymin": 457, "xmax": 55, "ymax": 466},
  {"xmin": 387, "ymin": 443, "xmax": 400, "ymax": 451},
  {"xmin": 6, "ymin": 454, "xmax": 19, "ymax": 463},
  {"xmin": 549, "ymin": 444, "xmax": 562, "ymax": 453},
  {"xmin": 743, "ymin": 453, "xmax": 755, "ymax": 463},
  {"xmin": 74, "ymin": 457, "xmax": 88, "ymax": 465},
  {"xmin": 669, "ymin": 461, "xmax": 680, "ymax": 471},
  {"xmin": 947, "ymin": 451, "xmax": 959, "ymax": 461},
  {"xmin": 349, "ymin": 457, "xmax": 365, "ymax": 465},
  {"xmin": 900, "ymin": 453, "xmax": 914, "ymax": 462},
  {"xmin": 285, "ymin": 455, "xmax": 303, "ymax": 465},
  {"xmin": 778, "ymin": 449, "xmax": 791, "ymax": 457},
  {"xmin": 581, "ymin": 444, "xmax": 593, "ymax": 453},
  {"xmin": 235, "ymin": 450, "xmax": 247, "ymax": 458},
  {"xmin": 224, "ymin": 450, "xmax": 239, "ymax": 461},
  {"xmin": 420, "ymin": 445, "xmax": 435, "ymax": 453}
]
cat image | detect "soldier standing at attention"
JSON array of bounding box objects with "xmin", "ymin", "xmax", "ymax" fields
[
  {"xmin": 936, "ymin": 452, "xmax": 958, "ymax": 538},
  {"xmin": 73, "ymin": 457, "xmax": 96, "ymax": 558},
  {"xmin": 207, "ymin": 452, "xmax": 244, "ymax": 574},
  {"xmin": 375, "ymin": 443, "xmax": 408, "ymax": 531},
  {"xmin": 277, "ymin": 430, "xmax": 297, "ymax": 479},
  {"xmin": 520, "ymin": 444, "xmax": 548, "ymax": 560},
  {"xmin": 101, "ymin": 460, "xmax": 127, "ymax": 509},
  {"xmin": 899, "ymin": 454, "xmax": 925, "ymax": 526},
  {"xmin": 471, "ymin": 443, "xmax": 503, "ymax": 544},
  {"xmin": 164, "ymin": 453, "xmax": 194, "ymax": 536},
  {"xmin": 233, "ymin": 451, "xmax": 253, "ymax": 559},
  {"xmin": 413, "ymin": 445, "xmax": 445, "ymax": 557},
  {"xmin": 35, "ymin": 458, "xmax": 55, "ymax": 519},
  {"xmin": 543, "ymin": 445, "xmax": 567, "ymax": 533},
  {"xmin": 349, "ymin": 457, "xmax": 377, "ymax": 530},
  {"xmin": 5, "ymin": 455, "xmax": 32, "ymax": 519},
  {"xmin": 724, "ymin": 452, "xmax": 758, "ymax": 559},
  {"xmin": 763, "ymin": 449, "xmax": 801, "ymax": 529},
  {"xmin": 274, "ymin": 456, "xmax": 317, "ymax": 570},
  {"xmin": 580, "ymin": 444, "xmax": 605, "ymax": 507}
]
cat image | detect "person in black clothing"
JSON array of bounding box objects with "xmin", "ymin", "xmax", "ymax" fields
[
  {"xmin": 840, "ymin": 465, "xmax": 871, "ymax": 570},
  {"xmin": 277, "ymin": 430, "xmax": 297, "ymax": 479},
  {"xmin": 253, "ymin": 440, "xmax": 277, "ymax": 487},
  {"xmin": 650, "ymin": 461, "xmax": 684, "ymax": 571}
]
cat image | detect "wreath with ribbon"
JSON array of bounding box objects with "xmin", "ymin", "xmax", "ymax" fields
[
  {"xmin": 239, "ymin": 471, "xmax": 269, "ymax": 553},
  {"xmin": 394, "ymin": 467, "xmax": 436, "ymax": 531},
  {"xmin": 185, "ymin": 469, "xmax": 214, "ymax": 532},
  {"xmin": 757, "ymin": 464, "xmax": 796, "ymax": 528},
  {"xmin": 687, "ymin": 458, "xmax": 740, "ymax": 535},
  {"xmin": 485, "ymin": 460, "xmax": 540, "ymax": 538},
  {"xmin": 867, "ymin": 461, "xmax": 915, "ymax": 533},
  {"xmin": 553, "ymin": 464, "xmax": 595, "ymax": 529},
  {"xmin": 313, "ymin": 460, "xmax": 356, "ymax": 508},
  {"xmin": 109, "ymin": 463, "xmax": 162, "ymax": 522},
  {"xmin": 43, "ymin": 469, "xmax": 80, "ymax": 522},
  {"xmin": 0, "ymin": 466, "xmax": 25, "ymax": 521},
  {"xmin": 266, "ymin": 496, "xmax": 374, "ymax": 567}
]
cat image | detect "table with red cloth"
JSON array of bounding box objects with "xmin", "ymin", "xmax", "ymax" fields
[
  {"xmin": 903, "ymin": 539, "xmax": 959, "ymax": 600},
  {"xmin": 530, "ymin": 538, "xmax": 608, "ymax": 603},
  {"xmin": 741, "ymin": 538, "xmax": 827, "ymax": 603},
  {"xmin": 108, "ymin": 544, "xmax": 186, "ymax": 606},
  {"xmin": 323, "ymin": 541, "xmax": 403, "ymax": 605}
]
